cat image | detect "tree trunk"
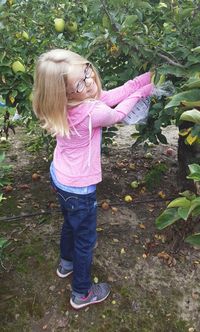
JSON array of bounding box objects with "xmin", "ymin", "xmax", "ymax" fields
[{"xmin": 177, "ymin": 121, "xmax": 200, "ymax": 191}]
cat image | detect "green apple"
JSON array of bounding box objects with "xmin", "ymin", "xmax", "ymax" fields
[
  {"xmin": 65, "ymin": 21, "xmax": 78, "ymax": 33},
  {"xmin": 102, "ymin": 14, "xmax": 111, "ymax": 29},
  {"xmin": 22, "ymin": 31, "xmax": 29, "ymax": 40},
  {"xmin": 145, "ymin": 152, "xmax": 153, "ymax": 159},
  {"xmin": 11, "ymin": 61, "xmax": 25, "ymax": 74},
  {"xmin": 130, "ymin": 181, "xmax": 139, "ymax": 189},
  {"xmin": 28, "ymin": 92, "xmax": 33, "ymax": 102},
  {"xmin": 54, "ymin": 18, "xmax": 65, "ymax": 32}
]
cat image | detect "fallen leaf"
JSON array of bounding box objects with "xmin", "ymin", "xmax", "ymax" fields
[
  {"xmin": 158, "ymin": 191, "xmax": 166, "ymax": 199},
  {"xmin": 129, "ymin": 163, "xmax": 136, "ymax": 170},
  {"xmin": 96, "ymin": 227, "xmax": 104, "ymax": 232},
  {"xmin": 139, "ymin": 223, "xmax": 146, "ymax": 229},
  {"xmin": 120, "ymin": 248, "xmax": 126, "ymax": 254},
  {"xmin": 19, "ymin": 184, "xmax": 30, "ymax": 190},
  {"xmin": 188, "ymin": 328, "xmax": 195, "ymax": 332},
  {"xmin": 4, "ymin": 185, "xmax": 13, "ymax": 193},
  {"xmin": 111, "ymin": 206, "xmax": 118, "ymax": 213},
  {"xmin": 157, "ymin": 251, "xmax": 170, "ymax": 260},
  {"xmin": 192, "ymin": 291, "xmax": 199, "ymax": 300}
]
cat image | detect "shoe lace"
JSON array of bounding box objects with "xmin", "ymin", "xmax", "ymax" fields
[{"xmin": 91, "ymin": 283, "xmax": 103, "ymax": 297}]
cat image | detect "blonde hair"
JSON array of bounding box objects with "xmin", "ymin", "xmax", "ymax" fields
[{"xmin": 32, "ymin": 49, "xmax": 102, "ymax": 137}]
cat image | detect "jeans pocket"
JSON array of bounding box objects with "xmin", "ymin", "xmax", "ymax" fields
[{"xmin": 58, "ymin": 194, "xmax": 80, "ymax": 212}]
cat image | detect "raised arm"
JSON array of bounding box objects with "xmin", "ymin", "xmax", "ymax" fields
[
  {"xmin": 100, "ymin": 72, "xmax": 152, "ymax": 107},
  {"xmin": 91, "ymin": 83, "xmax": 154, "ymax": 128}
]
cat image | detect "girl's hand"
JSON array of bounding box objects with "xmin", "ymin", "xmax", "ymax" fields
[{"xmin": 137, "ymin": 83, "xmax": 154, "ymax": 98}]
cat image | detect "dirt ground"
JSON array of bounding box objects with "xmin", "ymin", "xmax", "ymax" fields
[{"xmin": 0, "ymin": 125, "xmax": 200, "ymax": 332}]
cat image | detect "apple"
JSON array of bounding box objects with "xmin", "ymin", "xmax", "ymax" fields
[
  {"xmin": 65, "ymin": 21, "xmax": 78, "ymax": 33},
  {"xmin": 54, "ymin": 18, "xmax": 65, "ymax": 32},
  {"xmin": 22, "ymin": 31, "xmax": 29, "ymax": 40},
  {"xmin": 130, "ymin": 181, "xmax": 139, "ymax": 189},
  {"xmin": 32, "ymin": 173, "xmax": 41, "ymax": 181},
  {"xmin": 165, "ymin": 148, "xmax": 174, "ymax": 156},
  {"xmin": 102, "ymin": 14, "xmax": 111, "ymax": 29},
  {"xmin": 11, "ymin": 61, "xmax": 25, "ymax": 74},
  {"xmin": 145, "ymin": 152, "xmax": 153, "ymax": 159},
  {"xmin": 101, "ymin": 201, "xmax": 110, "ymax": 210},
  {"xmin": 124, "ymin": 195, "xmax": 133, "ymax": 202},
  {"xmin": 28, "ymin": 92, "xmax": 33, "ymax": 102},
  {"xmin": 4, "ymin": 185, "xmax": 13, "ymax": 193}
]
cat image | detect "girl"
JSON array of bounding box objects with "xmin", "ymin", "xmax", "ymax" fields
[{"xmin": 32, "ymin": 49, "xmax": 154, "ymax": 309}]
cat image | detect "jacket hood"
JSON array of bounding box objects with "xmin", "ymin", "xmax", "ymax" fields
[{"xmin": 67, "ymin": 100, "xmax": 96, "ymax": 127}]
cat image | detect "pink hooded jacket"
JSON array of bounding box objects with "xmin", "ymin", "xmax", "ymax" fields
[{"xmin": 53, "ymin": 72, "xmax": 153, "ymax": 187}]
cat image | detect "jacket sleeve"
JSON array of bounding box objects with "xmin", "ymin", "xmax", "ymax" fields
[
  {"xmin": 100, "ymin": 72, "xmax": 151, "ymax": 107},
  {"xmin": 91, "ymin": 83, "xmax": 154, "ymax": 128}
]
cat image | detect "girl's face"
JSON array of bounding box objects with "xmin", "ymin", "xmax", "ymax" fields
[{"xmin": 66, "ymin": 63, "xmax": 98, "ymax": 102}]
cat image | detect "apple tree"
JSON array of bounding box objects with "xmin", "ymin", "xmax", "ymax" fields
[{"xmin": 0, "ymin": 0, "xmax": 199, "ymax": 183}]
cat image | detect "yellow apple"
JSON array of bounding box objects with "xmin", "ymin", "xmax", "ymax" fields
[
  {"xmin": 54, "ymin": 18, "xmax": 65, "ymax": 32},
  {"xmin": 124, "ymin": 195, "xmax": 133, "ymax": 202}
]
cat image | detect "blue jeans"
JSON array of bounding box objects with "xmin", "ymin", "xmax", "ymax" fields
[{"xmin": 51, "ymin": 179, "xmax": 97, "ymax": 294}]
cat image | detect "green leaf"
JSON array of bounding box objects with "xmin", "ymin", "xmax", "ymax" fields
[
  {"xmin": 192, "ymin": 205, "xmax": 200, "ymax": 217},
  {"xmin": 188, "ymin": 197, "xmax": 200, "ymax": 216},
  {"xmin": 177, "ymin": 206, "xmax": 191, "ymax": 221},
  {"xmin": 180, "ymin": 109, "xmax": 200, "ymax": 125},
  {"xmin": 185, "ymin": 233, "xmax": 200, "ymax": 247},
  {"xmin": 182, "ymin": 78, "xmax": 200, "ymax": 90},
  {"xmin": 191, "ymin": 46, "xmax": 200, "ymax": 53},
  {"xmin": 156, "ymin": 132, "xmax": 168, "ymax": 144},
  {"xmin": 167, "ymin": 197, "xmax": 191, "ymax": 208},
  {"xmin": 122, "ymin": 15, "xmax": 138, "ymax": 27},
  {"xmin": 165, "ymin": 90, "xmax": 200, "ymax": 109},
  {"xmin": 179, "ymin": 190, "xmax": 196, "ymax": 201},
  {"xmin": 155, "ymin": 208, "xmax": 180, "ymax": 230},
  {"xmin": 188, "ymin": 163, "xmax": 200, "ymax": 175},
  {"xmin": 0, "ymin": 237, "xmax": 8, "ymax": 249},
  {"xmin": 0, "ymin": 153, "xmax": 5, "ymax": 163},
  {"xmin": 187, "ymin": 172, "xmax": 200, "ymax": 181}
]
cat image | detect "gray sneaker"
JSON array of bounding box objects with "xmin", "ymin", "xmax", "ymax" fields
[
  {"xmin": 56, "ymin": 264, "xmax": 73, "ymax": 278},
  {"xmin": 70, "ymin": 283, "xmax": 111, "ymax": 309}
]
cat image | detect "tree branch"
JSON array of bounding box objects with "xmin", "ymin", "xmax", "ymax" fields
[{"xmin": 157, "ymin": 52, "xmax": 185, "ymax": 68}]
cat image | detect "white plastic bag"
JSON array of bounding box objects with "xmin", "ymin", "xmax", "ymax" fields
[{"xmin": 123, "ymin": 81, "xmax": 175, "ymax": 125}]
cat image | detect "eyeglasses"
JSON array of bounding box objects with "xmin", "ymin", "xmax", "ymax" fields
[{"xmin": 72, "ymin": 63, "xmax": 93, "ymax": 94}]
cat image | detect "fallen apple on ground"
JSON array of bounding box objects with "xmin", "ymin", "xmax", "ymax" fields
[
  {"xmin": 124, "ymin": 195, "xmax": 133, "ymax": 202},
  {"xmin": 101, "ymin": 201, "xmax": 110, "ymax": 210},
  {"xmin": 32, "ymin": 173, "xmax": 41, "ymax": 181},
  {"xmin": 165, "ymin": 148, "xmax": 175, "ymax": 156},
  {"xmin": 54, "ymin": 18, "xmax": 65, "ymax": 32},
  {"xmin": 65, "ymin": 21, "xmax": 78, "ymax": 33},
  {"xmin": 130, "ymin": 181, "xmax": 139, "ymax": 189}
]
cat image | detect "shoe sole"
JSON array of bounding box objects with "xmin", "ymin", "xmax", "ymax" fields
[
  {"xmin": 70, "ymin": 290, "xmax": 111, "ymax": 309},
  {"xmin": 56, "ymin": 269, "xmax": 73, "ymax": 278}
]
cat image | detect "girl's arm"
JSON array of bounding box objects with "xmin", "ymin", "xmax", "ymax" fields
[
  {"xmin": 100, "ymin": 72, "xmax": 151, "ymax": 107},
  {"xmin": 91, "ymin": 83, "xmax": 154, "ymax": 128}
]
